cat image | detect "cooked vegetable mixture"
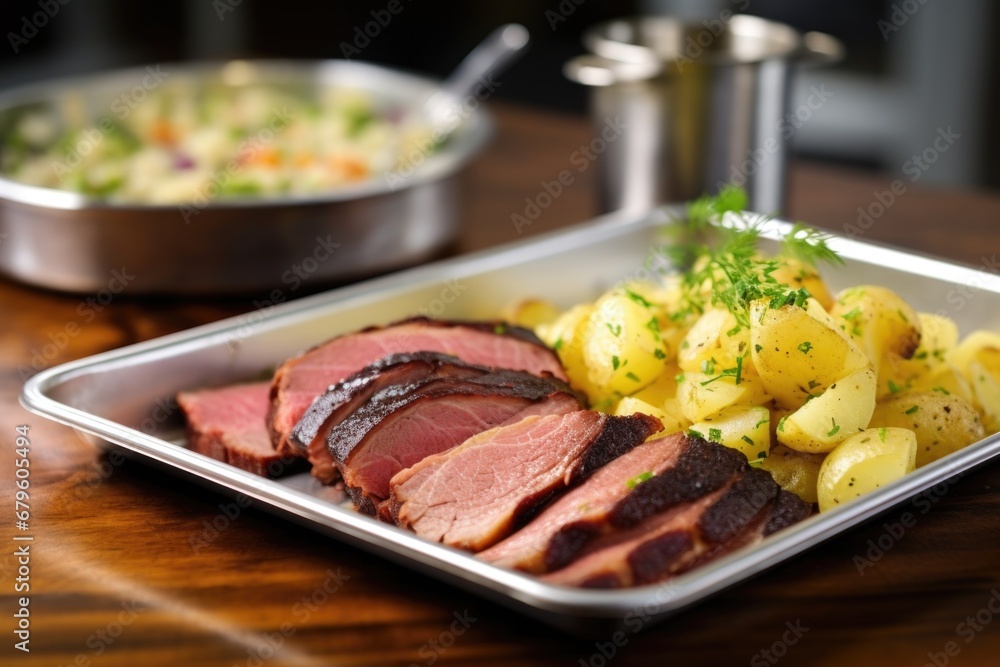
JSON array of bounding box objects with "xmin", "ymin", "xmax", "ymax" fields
[
  {"xmin": 504, "ymin": 187, "xmax": 1000, "ymax": 511},
  {"xmin": 1, "ymin": 83, "xmax": 433, "ymax": 202}
]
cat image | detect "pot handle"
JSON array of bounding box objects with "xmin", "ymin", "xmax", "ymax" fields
[
  {"xmin": 563, "ymin": 54, "xmax": 661, "ymax": 87},
  {"xmin": 798, "ymin": 31, "xmax": 844, "ymax": 67}
]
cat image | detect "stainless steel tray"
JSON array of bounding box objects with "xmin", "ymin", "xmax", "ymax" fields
[{"xmin": 20, "ymin": 206, "xmax": 1000, "ymax": 634}]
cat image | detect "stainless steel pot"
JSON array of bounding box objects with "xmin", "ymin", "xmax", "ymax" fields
[
  {"xmin": 565, "ymin": 15, "xmax": 842, "ymax": 215},
  {"xmin": 0, "ymin": 60, "xmax": 491, "ymax": 294}
]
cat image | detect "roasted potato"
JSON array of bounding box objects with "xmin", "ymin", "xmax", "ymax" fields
[
  {"xmin": 583, "ymin": 289, "xmax": 669, "ymax": 397},
  {"xmin": 677, "ymin": 370, "xmax": 771, "ymax": 423},
  {"xmin": 614, "ymin": 396, "xmax": 687, "ymax": 437},
  {"xmin": 536, "ymin": 303, "xmax": 600, "ymax": 402},
  {"xmin": 829, "ymin": 286, "xmax": 922, "ymax": 374},
  {"xmin": 817, "ymin": 427, "xmax": 917, "ymax": 512},
  {"xmin": 869, "ymin": 392, "xmax": 985, "ymax": 467},
  {"xmin": 877, "ymin": 313, "xmax": 960, "ymax": 399},
  {"xmin": 770, "ymin": 257, "xmax": 835, "ymax": 311},
  {"xmin": 750, "ymin": 298, "xmax": 870, "ymax": 409},
  {"xmin": 689, "ymin": 405, "xmax": 770, "ymax": 462},
  {"xmin": 502, "ymin": 298, "xmax": 560, "ymax": 330},
  {"xmin": 953, "ymin": 331, "xmax": 1000, "ymax": 430},
  {"xmin": 776, "ymin": 366, "xmax": 877, "ymax": 453},
  {"xmin": 760, "ymin": 444, "xmax": 824, "ymax": 504}
]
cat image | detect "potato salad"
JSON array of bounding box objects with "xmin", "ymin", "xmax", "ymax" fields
[
  {"xmin": 0, "ymin": 82, "xmax": 433, "ymax": 203},
  {"xmin": 504, "ymin": 188, "xmax": 999, "ymax": 511}
]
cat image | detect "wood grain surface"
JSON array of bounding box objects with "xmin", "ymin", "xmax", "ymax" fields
[{"xmin": 2, "ymin": 103, "xmax": 1000, "ymax": 667}]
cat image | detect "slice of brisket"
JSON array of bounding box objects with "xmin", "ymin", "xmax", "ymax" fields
[
  {"xmin": 177, "ymin": 382, "xmax": 300, "ymax": 478},
  {"xmin": 268, "ymin": 317, "xmax": 567, "ymax": 457},
  {"xmin": 386, "ymin": 412, "xmax": 663, "ymax": 552},
  {"xmin": 477, "ymin": 433, "xmax": 748, "ymax": 573},
  {"xmin": 332, "ymin": 370, "xmax": 583, "ymax": 513},
  {"xmin": 541, "ymin": 466, "xmax": 807, "ymax": 588},
  {"xmin": 290, "ymin": 352, "xmax": 492, "ymax": 484}
]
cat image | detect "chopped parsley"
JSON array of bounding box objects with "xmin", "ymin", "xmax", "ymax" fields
[
  {"xmin": 665, "ymin": 187, "xmax": 843, "ymax": 331},
  {"xmin": 741, "ymin": 435, "xmax": 755, "ymax": 446},
  {"xmin": 827, "ymin": 419, "xmax": 840, "ymax": 437},
  {"xmin": 626, "ymin": 471, "xmax": 654, "ymax": 490},
  {"xmin": 797, "ymin": 341, "xmax": 813, "ymax": 354},
  {"xmin": 654, "ymin": 348, "xmax": 667, "ymax": 360},
  {"xmin": 932, "ymin": 386, "xmax": 951, "ymax": 395},
  {"xmin": 607, "ymin": 322, "xmax": 622, "ymax": 337},
  {"xmin": 700, "ymin": 356, "xmax": 744, "ymax": 386},
  {"xmin": 625, "ymin": 289, "xmax": 653, "ymax": 308},
  {"xmin": 612, "ymin": 355, "xmax": 620, "ymax": 371},
  {"xmin": 626, "ymin": 371, "xmax": 641, "ymax": 382},
  {"xmin": 708, "ymin": 428, "xmax": 723, "ymax": 443},
  {"xmin": 878, "ymin": 427, "xmax": 887, "ymax": 442},
  {"xmin": 905, "ymin": 405, "xmax": 919, "ymax": 415}
]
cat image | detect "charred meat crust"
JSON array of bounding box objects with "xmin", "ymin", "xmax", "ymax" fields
[
  {"xmin": 328, "ymin": 370, "xmax": 576, "ymax": 465},
  {"xmin": 764, "ymin": 490, "xmax": 813, "ymax": 536},
  {"xmin": 267, "ymin": 316, "xmax": 567, "ymax": 455},
  {"xmin": 626, "ymin": 530, "xmax": 695, "ymax": 586},
  {"xmin": 387, "ymin": 413, "xmax": 659, "ymax": 550},
  {"xmin": 544, "ymin": 522, "xmax": 604, "ymax": 572},
  {"xmin": 289, "ymin": 351, "xmax": 482, "ymax": 451},
  {"xmin": 609, "ymin": 436, "xmax": 748, "ymax": 528},
  {"xmin": 698, "ymin": 467, "xmax": 780, "ymax": 544},
  {"xmin": 571, "ymin": 413, "xmax": 664, "ymax": 484}
]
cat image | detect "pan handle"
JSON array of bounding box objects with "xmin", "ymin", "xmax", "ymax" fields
[
  {"xmin": 563, "ymin": 54, "xmax": 660, "ymax": 87},
  {"xmin": 798, "ymin": 31, "xmax": 845, "ymax": 67}
]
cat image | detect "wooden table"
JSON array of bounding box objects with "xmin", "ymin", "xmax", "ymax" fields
[{"xmin": 3, "ymin": 103, "xmax": 1000, "ymax": 667}]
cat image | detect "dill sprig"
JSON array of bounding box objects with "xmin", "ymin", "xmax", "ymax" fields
[
  {"xmin": 782, "ymin": 223, "xmax": 844, "ymax": 268},
  {"xmin": 667, "ymin": 186, "xmax": 842, "ymax": 329}
]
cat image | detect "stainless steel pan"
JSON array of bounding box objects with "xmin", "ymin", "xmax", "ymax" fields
[{"xmin": 0, "ymin": 60, "xmax": 491, "ymax": 294}]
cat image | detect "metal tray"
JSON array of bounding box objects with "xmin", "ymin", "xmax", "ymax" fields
[{"xmin": 20, "ymin": 206, "xmax": 1000, "ymax": 634}]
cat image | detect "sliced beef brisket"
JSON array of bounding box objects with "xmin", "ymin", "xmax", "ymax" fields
[
  {"xmin": 268, "ymin": 317, "xmax": 567, "ymax": 457},
  {"xmin": 178, "ymin": 382, "xmax": 300, "ymax": 478},
  {"xmin": 331, "ymin": 369, "xmax": 582, "ymax": 513},
  {"xmin": 387, "ymin": 412, "xmax": 663, "ymax": 552}
]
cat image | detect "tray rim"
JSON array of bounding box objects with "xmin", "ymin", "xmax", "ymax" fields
[{"xmin": 19, "ymin": 205, "xmax": 1000, "ymax": 622}]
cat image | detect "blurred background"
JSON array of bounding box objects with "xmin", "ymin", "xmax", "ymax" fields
[{"xmin": 1, "ymin": 0, "xmax": 997, "ymax": 190}]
